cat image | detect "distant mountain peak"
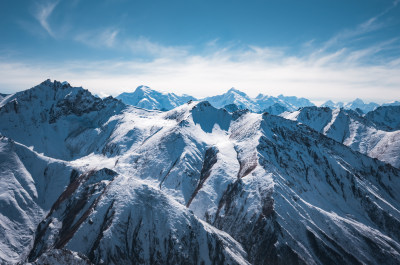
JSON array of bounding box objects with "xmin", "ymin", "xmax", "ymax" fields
[
  {"xmin": 255, "ymin": 93, "xmax": 266, "ymax": 99},
  {"xmin": 227, "ymin": 87, "xmax": 248, "ymax": 97},
  {"xmin": 352, "ymin": 98, "xmax": 364, "ymax": 104},
  {"xmin": 135, "ymin": 85, "xmax": 152, "ymax": 91},
  {"xmin": 116, "ymin": 85, "xmax": 196, "ymax": 111}
]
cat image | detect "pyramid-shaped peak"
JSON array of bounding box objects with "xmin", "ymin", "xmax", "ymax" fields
[
  {"xmin": 227, "ymin": 88, "xmax": 248, "ymax": 97},
  {"xmin": 135, "ymin": 85, "xmax": 152, "ymax": 92},
  {"xmin": 256, "ymin": 93, "xmax": 266, "ymax": 99},
  {"xmin": 352, "ymin": 98, "xmax": 364, "ymax": 104}
]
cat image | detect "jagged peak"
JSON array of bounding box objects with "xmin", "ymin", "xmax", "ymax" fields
[
  {"xmin": 255, "ymin": 93, "xmax": 268, "ymax": 99},
  {"xmin": 192, "ymin": 100, "xmax": 214, "ymax": 110},
  {"xmin": 189, "ymin": 101, "xmax": 232, "ymax": 132},
  {"xmin": 39, "ymin": 79, "xmax": 71, "ymax": 89}
]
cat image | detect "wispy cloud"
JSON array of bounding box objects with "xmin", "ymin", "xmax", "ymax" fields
[
  {"xmin": 74, "ymin": 28, "xmax": 189, "ymax": 58},
  {"xmin": 313, "ymin": 0, "xmax": 399, "ymax": 55},
  {"xmin": 75, "ymin": 28, "xmax": 120, "ymax": 48},
  {"xmin": 34, "ymin": 0, "xmax": 59, "ymax": 38},
  {"xmin": 124, "ymin": 37, "xmax": 190, "ymax": 58}
]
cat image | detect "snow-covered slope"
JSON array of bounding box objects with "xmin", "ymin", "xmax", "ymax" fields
[
  {"xmin": 344, "ymin": 98, "xmax": 379, "ymax": 113},
  {"xmin": 0, "ymin": 136, "xmax": 75, "ymax": 264},
  {"xmin": 99, "ymin": 102, "xmax": 400, "ymax": 264},
  {"xmin": 256, "ymin": 94, "xmax": 314, "ymax": 112},
  {"xmin": 204, "ymin": 88, "xmax": 314, "ymax": 113},
  {"xmin": 27, "ymin": 168, "xmax": 249, "ymax": 265},
  {"xmin": 383, "ymin": 101, "xmax": 400, "ymax": 106},
  {"xmin": 281, "ymin": 106, "xmax": 400, "ymax": 168},
  {"xmin": 0, "ymin": 79, "xmax": 126, "ymax": 160},
  {"xmin": 365, "ymin": 105, "xmax": 400, "ymax": 131},
  {"xmin": 204, "ymin": 88, "xmax": 260, "ymax": 111},
  {"xmin": 263, "ymin": 102, "xmax": 288, "ymax": 115},
  {"xmin": 321, "ymin": 100, "xmax": 344, "ymax": 109},
  {"xmin": 27, "ymin": 249, "xmax": 92, "ymax": 265},
  {"xmin": 0, "ymin": 93, "xmax": 8, "ymax": 102},
  {"xmin": 116, "ymin": 85, "xmax": 196, "ymax": 111},
  {"xmin": 321, "ymin": 99, "xmax": 379, "ymax": 113},
  {"xmin": 2, "ymin": 81, "xmax": 400, "ymax": 264}
]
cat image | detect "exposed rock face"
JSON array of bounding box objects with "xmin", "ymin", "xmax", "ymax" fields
[
  {"xmin": 1, "ymin": 81, "xmax": 400, "ymax": 265},
  {"xmin": 27, "ymin": 168, "xmax": 249, "ymax": 265}
]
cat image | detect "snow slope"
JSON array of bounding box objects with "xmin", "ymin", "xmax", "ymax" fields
[
  {"xmin": 366, "ymin": 105, "xmax": 400, "ymax": 131},
  {"xmin": 321, "ymin": 99, "xmax": 379, "ymax": 113},
  {"xmin": 204, "ymin": 88, "xmax": 261, "ymax": 111},
  {"xmin": 204, "ymin": 88, "xmax": 314, "ymax": 113},
  {"xmin": 1, "ymin": 81, "xmax": 400, "ymax": 264},
  {"xmin": 0, "ymin": 93, "xmax": 8, "ymax": 102},
  {"xmin": 281, "ymin": 106, "xmax": 400, "ymax": 168},
  {"xmin": 0, "ymin": 79, "xmax": 126, "ymax": 160},
  {"xmin": 116, "ymin": 85, "xmax": 196, "ymax": 111},
  {"xmin": 0, "ymin": 136, "xmax": 75, "ymax": 264},
  {"xmin": 27, "ymin": 168, "xmax": 249, "ymax": 265}
]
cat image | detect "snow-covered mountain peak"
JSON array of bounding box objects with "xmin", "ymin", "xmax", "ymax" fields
[
  {"xmin": 133, "ymin": 85, "xmax": 153, "ymax": 94},
  {"xmin": 281, "ymin": 105, "xmax": 400, "ymax": 168},
  {"xmin": 351, "ymin": 98, "xmax": 364, "ymax": 104},
  {"xmin": 116, "ymin": 85, "xmax": 196, "ymax": 111},
  {"xmin": 321, "ymin": 98, "xmax": 379, "ymax": 113},
  {"xmin": 344, "ymin": 98, "xmax": 379, "ymax": 113},
  {"xmin": 0, "ymin": 80, "xmax": 126, "ymax": 159},
  {"xmin": 190, "ymin": 101, "xmax": 232, "ymax": 132},
  {"xmin": 255, "ymin": 93, "xmax": 267, "ymax": 99},
  {"xmin": 321, "ymin": 100, "xmax": 344, "ymax": 109},
  {"xmin": 366, "ymin": 105, "xmax": 400, "ymax": 131},
  {"xmin": 227, "ymin": 87, "xmax": 248, "ymax": 97}
]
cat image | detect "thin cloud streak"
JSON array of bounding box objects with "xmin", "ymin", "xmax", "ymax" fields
[
  {"xmin": 74, "ymin": 28, "xmax": 190, "ymax": 58},
  {"xmin": 312, "ymin": 0, "xmax": 399, "ymax": 56},
  {"xmin": 34, "ymin": 0, "xmax": 59, "ymax": 38},
  {"xmin": 75, "ymin": 28, "xmax": 120, "ymax": 48}
]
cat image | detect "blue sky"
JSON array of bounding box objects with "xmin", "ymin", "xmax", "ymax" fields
[{"xmin": 0, "ymin": 0, "xmax": 399, "ymax": 103}]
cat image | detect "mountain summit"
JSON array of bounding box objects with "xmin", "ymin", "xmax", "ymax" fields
[{"xmin": 116, "ymin": 85, "xmax": 196, "ymax": 111}]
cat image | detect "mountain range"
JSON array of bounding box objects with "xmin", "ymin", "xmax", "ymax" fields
[
  {"xmin": 115, "ymin": 85, "xmax": 390, "ymax": 114},
  {"xmin": 116, "ymin": 85, "xmax": 196, "ymax": 111},
  {"xmin": 281, "ymin": 105, "xmax": 400, "ymax": 168},
  {"xmin": 1, "ymin": 80, "xmax": 400, "ymax": 264}
]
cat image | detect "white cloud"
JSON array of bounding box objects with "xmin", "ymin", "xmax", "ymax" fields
[
  {"xmin": 0, "ymin": 41, "xmax": 399, "ymax": 103},
  {"xmin": 34, "ymin": 1, "xmax": 59, "ymax": 38},
  {"xmin": 3, "ymin": 1, "xmax": 399, "ymax": 103}
]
